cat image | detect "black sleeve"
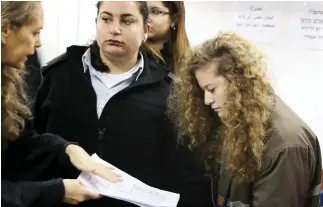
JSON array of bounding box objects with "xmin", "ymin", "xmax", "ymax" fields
[
  {"xmin": 3, "ymin": 120, "xmax": 74, "ymax": 180},
  {"xmin": 1, "ymin": 179, "xmax": 65, "ymax": 207},
  {"xmin": 33, "ymin": 67, "xmax": 50, "ymax": 135},
  {"xmin": 13, "ymin": 121, "xmax": 69, "ymax": 162},
  {"xmin": 2, "ymin": 129, "xmax": 70, "ymax": 207}
]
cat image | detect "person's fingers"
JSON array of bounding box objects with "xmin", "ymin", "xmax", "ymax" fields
[
  {"xmin": 73, "ymin": 157, "xmax": 122, "ymax": 182},
  {"xmin": 85, "ymin": 191, "xmax": 101, "ymax": 200},
  {"xmin": 93, "ymin": 166, "xmax": 122, "ymax": 182},
  {"xmin": 93, "ymin": 170, "xmax": 120, "ymax": 182},
  {"xmin": 76, "ymin": 181, "xmax": 101, "ymax": 200},
  {"xmin": 76, "ymin": 159, "xmax": 98, "ymax": 173},
  {"xmin": 66, "ymin": 199, "xmax": 79, "ymax": 205},
  {"xmin": 107, "ymin": 166, "xmax": 115, "ymax": 170},
  {"xmin": 70, "ymin": 201, "xmax": 79, "ymax": 205}
]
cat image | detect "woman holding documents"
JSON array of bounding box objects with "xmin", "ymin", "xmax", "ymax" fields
[
  {"xmin": 168, "ymin": 32, "xmax": 322, "ymax": 207},
  {"xmin": 33, "ymin": 1, "xmax": 212, "ymax": 207},
  {"xmin": 1, "ymin": 2, "xmax": 121, "ymax": 207}
]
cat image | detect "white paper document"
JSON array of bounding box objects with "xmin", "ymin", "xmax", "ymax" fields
[{"xmin": 77, "ymin": 154, "xmax": 180, "ymax": 207}]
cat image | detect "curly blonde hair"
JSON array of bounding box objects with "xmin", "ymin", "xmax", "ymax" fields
[
  {"xmin": 168, "ymin": 32, "xmax": 274, "ymax": 182},
  {"xmin": 1, "ymin": 1, "xmax": 40, "ymax": 141}
]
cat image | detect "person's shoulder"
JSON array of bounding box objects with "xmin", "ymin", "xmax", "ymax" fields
[
  {"xmin": 142, "ymin": 52, "xmax": 174, "ymax": 83},
  {"xmin": 266, "ymin": 95, "xmax": 318, "ymax": 155},
  {"xmin": 41, "ymin": 53, "xmax": 69, "ymax": 76},
  {"xmin": 41, "ymin": 45, "xmax": 88, "ymax": 76},
  {"xmin": 150, "ymin": 60, "xmax": 175, "ymax": 84}
]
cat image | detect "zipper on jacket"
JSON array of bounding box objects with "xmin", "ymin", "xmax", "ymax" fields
[{"xmin": 98, "ymin": 128, "xmax": 106, "ymax": 157}]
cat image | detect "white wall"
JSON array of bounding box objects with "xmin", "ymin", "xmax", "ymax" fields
[
  {"xmin": 39, "ymin": 1, "xmax": 323, "ymax": 155},
  {"xmin": 39, "ymin": 0, "xmax": 97, "ymax": 64}
]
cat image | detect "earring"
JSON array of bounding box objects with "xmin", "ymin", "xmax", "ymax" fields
[{"xmin": 172, "ymin": 26, "xmax": 176, "ymax": 31}]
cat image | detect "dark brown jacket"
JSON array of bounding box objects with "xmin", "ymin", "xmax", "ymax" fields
[{"xmin": 215, "ymin": 96, "xmax": 321, "ymax": 207}]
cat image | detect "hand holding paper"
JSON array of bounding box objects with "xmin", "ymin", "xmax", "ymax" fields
[{"xmin": 78, "ymin": 154, "xmax": 180, "ymax": 207}]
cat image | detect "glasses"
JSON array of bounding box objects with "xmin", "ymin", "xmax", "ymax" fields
[{"xmin": 149, "ymin": 10, "xmax": 170, "ymax": 16}]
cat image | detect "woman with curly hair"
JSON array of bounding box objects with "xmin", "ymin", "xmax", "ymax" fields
[{"xmin": 168, "ymin": 32, "xmax": 321, "ymax": 206}]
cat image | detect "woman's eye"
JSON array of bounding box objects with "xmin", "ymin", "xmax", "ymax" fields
[
  {"xmin": 123, "ymin": 20, "xmax": 133, "ymax": 25},
  {"xmin": 152, "ymin": 10, "xmax": 160, "ymax": 14},
  {"xmin": 102, "ymin": 17, "xmax": 111, "ymax": 23},
  {"xmin": 33, "ymin": 31, "xmax": 40, "ymax": 36}
]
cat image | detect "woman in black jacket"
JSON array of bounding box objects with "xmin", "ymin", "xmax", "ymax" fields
[
  {"xmin": 34, "ymin": 1, "xmax": 212, "ymax": 207},
  {"xmin": 1, "ymin": 2, "xmax": 121, "ymax": 207}
]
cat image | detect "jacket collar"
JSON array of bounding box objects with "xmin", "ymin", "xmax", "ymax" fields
[{"xmin": 66, "ymin": 45, "xmax": 169, "ymax": 88}]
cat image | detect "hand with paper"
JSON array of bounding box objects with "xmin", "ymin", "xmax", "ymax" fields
[
  {"xmin": 62, "ymin": 179, "xmax": 102, "ymax": 204},
  {"xmin": 65, "ymin": 144, "xmax": 122, "ymax": 182},
  {"xmin": 78, "ymin": 154, "xmax": 180, "ymax": 207}
]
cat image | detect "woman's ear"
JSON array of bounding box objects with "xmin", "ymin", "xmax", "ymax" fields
[
  {"xmin": 1, "ymin": 18, "xmax": 11, "ymax": 45},
  {"xmin": 142, "ymin": 23, "xmax": 150, "ymax": 43},
  {"xmin": 170, "ymin": 14, "xmax": 178, "ymax": 29},
  {"xmin": 147, "ymin": 23, "xmax": 151, "ymax": 32},
  {"xmin": 145, "ymin": 23, "xmax": 151, "ymax": 33}
]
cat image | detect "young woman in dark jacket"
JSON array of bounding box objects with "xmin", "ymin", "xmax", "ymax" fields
[
  {"xmin": 33, "ymin": 1, "xmax": 212, "ymax": 207},
  {"xmin": 1, "ymin": 2, "xmax": 121, "ymax": 207}
]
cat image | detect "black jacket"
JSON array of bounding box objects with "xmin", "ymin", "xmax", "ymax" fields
[
  {"xmin": 33, "ymin": 45, "xmax": 213, "ymax": 207},
  {"xmin": 1, "ymin": 121, "xmax": 68, "ymax": 207}
]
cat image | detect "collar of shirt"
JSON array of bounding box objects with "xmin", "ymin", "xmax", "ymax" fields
[{"xmin": 82, "ymin": 48, "xmax": 144, "ymax": 81}]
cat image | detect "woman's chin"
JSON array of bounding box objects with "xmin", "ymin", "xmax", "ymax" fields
[{"xmin": 103, "ymin": 47, "xmax": 126, "ymax": 57}]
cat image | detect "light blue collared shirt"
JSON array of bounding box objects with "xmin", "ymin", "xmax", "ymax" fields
[{"xmin": 82, "ymin": 48, "xmax": 144, "ymax": 118}]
